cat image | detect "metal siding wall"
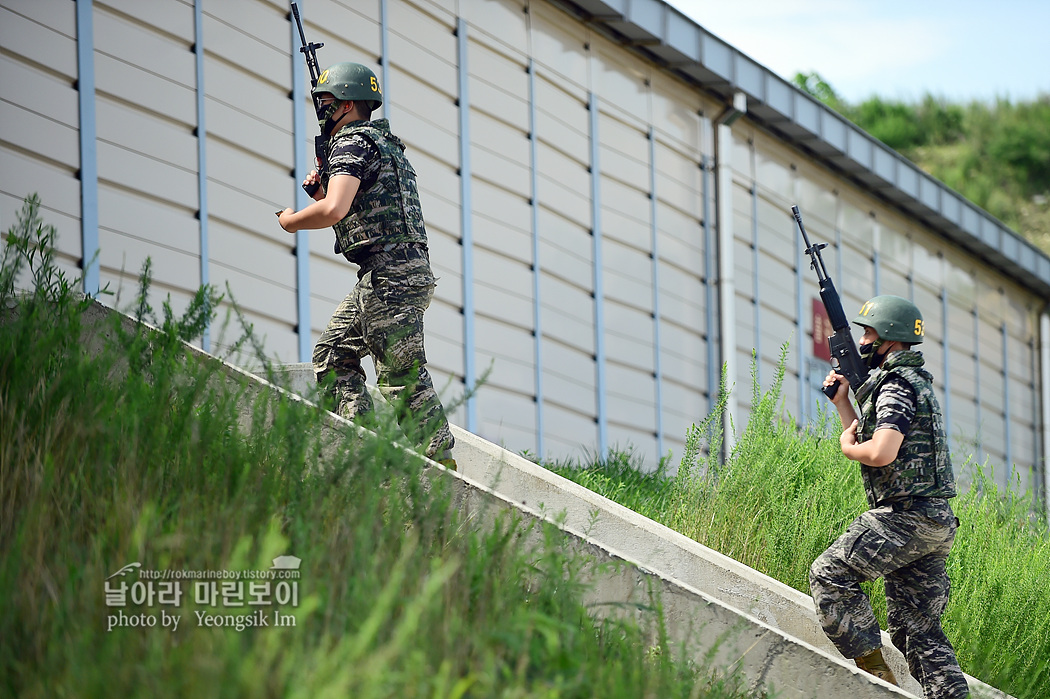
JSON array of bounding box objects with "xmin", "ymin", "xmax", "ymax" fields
[
  {"xmin": 4, "ymin": 0, "xmax": 1043, "ymax": 479},
  {"xmin": 595, "ymin": 59, "xmax": 658, "ymax": 458},
  {"xmin": 653, "ymin": 112, "xmax": 710, "ymax": 460},
  {"xmin": 0, "ymin": 1, "xmax": 83, "ymax": 280},
  {"xmin": 730, "ymin": 161, "xmax": 755, "ymax": 419},
  {"xmin": 977, "ymin": 281, "xmax": 1006, "ymax": 469},
  {"xmin": 1005, "ymin": 299, "xmax": 1038, "ymax": 476},
  {"xmin": 529, "ymin": 3, "xmax": 598, "ymax": 457},
  {"xmin": 91, "ymin": 0, "xmax": 202, "ymax": 315},
  {"xmin": 838, "ymin": 198, "xmax": 877, "ymax": 312},
  {"xmin": 879, "ymin": 222, "xmax": 912, "ymax": 295},
  {"xmin": 944, "ymin": 254, "xmax": 980, "ymax": 460},
  {"xmin": 200, "ymin": 0, "xmax": 299, "ymax": 362},
  {"xmin": 754, "ymin": 188, "xmax": 800, "ymax": 400},
  {"xmin": 912, "ymin": 242, "xmax": 946, "ymax": 387},
  {"xmin": 462, "ymin": 17, "xmax": 537, "ymax": 453}
]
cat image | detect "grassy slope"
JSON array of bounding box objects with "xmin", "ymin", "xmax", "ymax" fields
[
  {"xmin": 553, "ymin": 351, "xmax": 1050, "ymax": 699},
  {"xmin": 0, "ymin": 197, "xmax": 753, "ymax": 699}
]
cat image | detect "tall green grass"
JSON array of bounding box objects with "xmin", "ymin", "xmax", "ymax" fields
[
  {"xmin": 553, "ymin": 346, "xmax": 1050, "ymax": 699},
  {"xmin": 0, "ymin": 195, "xmax": 757, "ymax": 699}
]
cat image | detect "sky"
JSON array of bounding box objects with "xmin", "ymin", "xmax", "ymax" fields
[{"xmin": 667, "ymin": 0, "xmax": 1050, "ymax": 104}]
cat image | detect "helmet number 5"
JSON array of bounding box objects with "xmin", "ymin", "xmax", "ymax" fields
[
  {"xmin": 914, "ymin": 319, "xmax": 924, "ymax": 337},
  {"xmin": 370, "ymin": 76, "xmax": 382, "ymax": 94}
]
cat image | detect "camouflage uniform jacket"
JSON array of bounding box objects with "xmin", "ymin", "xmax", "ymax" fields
[
  {"xmin": 855, "ymin": 350, "xmax": 957, "ymax": 512},
  {"xmin": 323, "ymin": 119, "xmax": 429, "ymax": 261}
]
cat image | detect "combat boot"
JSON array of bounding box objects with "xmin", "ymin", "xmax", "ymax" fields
[
  {"xmin": 854, "ymin": 647, "xmax": 898, "ymax": 686},
  {"xmin": 433, "ymin": 448, "xmax": 457, "ymax": 471}
]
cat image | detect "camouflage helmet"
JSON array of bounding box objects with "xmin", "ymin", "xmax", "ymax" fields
[
  {"xmin": 852, "ymin": 295, "xmax": 925, "ymax": 344},
  {"xmin": 312, "ymin": 62, "xmax": 383, "ymax": 109}
]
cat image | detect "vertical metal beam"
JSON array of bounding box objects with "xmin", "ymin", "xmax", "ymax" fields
[
  {"xmin": 701, "ymin": 152, "xmax": 717, "ymax": 416},
  {"xmin": 648, "ymin": 125, "xmax": 664, "ymax": 459},
  {"xmin": 941, "ymin": 283, "xmax": 952, "ymax": 442},
  {"xmin": 872, "ymin": 219, "xmax": 881, "ymax": 296},
  {"xmin": 750, "ymin": 182, "xmax": 760, "ymax": 387},
  {"xmin": 379, "ymin": 0, "xmax": 390, "ymax": 120},
  {"xmin": 1002, "ymin": 321, "xmax": 1012, "ymax": 469},
  {"xmin": 528, "ymin": 58, "xmax": 544, "ymax": 458},
  {"xmin": 76, "ymin": 0, "xmax": 99, "ymax": 296},
  {"xmin": 194, "ymin": 0, "xmax": 211, "ymax": 352},
  {"xmin": 714, "ymin": 110, "xmax": 741, "ymax": 456},
  {"xmin": 973, "ymin": 304, "xmax": 983, "ymax": 465},
  {"xmin": 589, "ymin": 90, "xmax": 608, "ymax": 458},
  {"xmin": 457, "ymin": 19, "xmax": 477, "ymax": 433},
  {"xmin": 290, "ymin": 0, "xmax": 311, "ymax": 361},
  {"xmin": 834, "ymin": 214, "xmax": 843, "ymax": 292},
  {"xmin": 1039, "ymin": 310, "xmax": 1050, "ymax": 521}
]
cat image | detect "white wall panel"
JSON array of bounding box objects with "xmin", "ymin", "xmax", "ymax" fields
[
  {"xmin": 755, "ymin": 147, "xmax": 793, "ymax": 202},
  {"xmin": 604, "ymin": 300, "xmax": 654, "ymax": 368},
  {"xmin": 0, "ymin": 1, "xmax": 81, "ymax": 272},
  {"xmin": 536, "ymin": 210, "xmax": 592, "ymax": 286},
  {"xmin": 0, "ymin": 1, "xmax": 77, "ymax": 73},
  {"xmin": 660, "ymin": 321, "xmax": 708, "ymax": 389},
  {"xmin": 530, "ymin": 3, "xmax": 589, "ymax": 89},
  {"xmin": 462, "ymin": 0, "xmax": 527, "ymax": 54},
  {"xmin": 651, "ymin": 74, "xmax": 703, "ymax": 150},
  {"xmin": 542, "ymin": 402, "xmax": 598, "ymax": 458},
  {"xmin": 96, "ymin": 186, "xmax": 199, "ymax": 261},
  {"xmin": 476, "ymin": 383, "xmax": 537, "ymax": 455},
  {"xmin": 539, "ymin": 272, "xmax": 594, "ymax": 352},
  {"xmin": 469, "ymin": 110, "xmax": 530, "ymax": 192},
  {"xmin": 541, "ymin": 345, "xmax": 597, "ymax": 417},
  {"xmin": 471, "ymin": 195, "xmax": 532, "ymax": 262},
  {"xmin": 472, "ymin": 247, "xmax": 533, "ymax": 328},
  {"xmin": 474, "ymin": 318, "xmax": 535, "ymax": 395}
]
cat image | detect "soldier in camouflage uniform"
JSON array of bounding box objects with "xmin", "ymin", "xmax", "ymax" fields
[
  {"xmin": 277, "ymin": 62, "xmax": 455, "ymax": 466},
  {"xmin": 812, "ymin": 295, "xmax": 968, "ymax": 698}
]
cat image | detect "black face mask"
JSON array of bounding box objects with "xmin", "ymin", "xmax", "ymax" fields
[
  {"xmin": 317, "ymin": 100, "xmax": 344, "ymax": 137},
  {"xmin": 858, "ymin": 339, "xmax": 885, "ymax": 370}
]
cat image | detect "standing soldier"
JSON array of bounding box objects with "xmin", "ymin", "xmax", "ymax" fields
[
  {"xmin": 811, "ymin": 295, "xmax": 968, "ymax": 698},
  {"xmin": 277, "ymin": 62, "xmax": 455, "ymax": 468}
]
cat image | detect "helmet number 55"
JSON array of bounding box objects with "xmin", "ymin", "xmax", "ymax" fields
[{"xmin": 914, "ymin": 319, "xmax": 924, "ymax": 337}]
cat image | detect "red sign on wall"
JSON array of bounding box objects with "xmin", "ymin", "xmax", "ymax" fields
[{"xmin": 812, "ymin": 298, "xmax": 832, "ymax": 362}]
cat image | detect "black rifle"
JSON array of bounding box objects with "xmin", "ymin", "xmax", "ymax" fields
[
  {"xmin": 792, "ymin": 205, "xmax": 870, "ymax": 399},
  {"xmin": 291, "ymin": 2, "xmax": 325, "ymax": 197}
]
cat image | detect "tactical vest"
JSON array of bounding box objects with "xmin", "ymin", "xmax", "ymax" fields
[
  {"xmin": 855, "ymin": 351, "xmax": 957, "ymax": 508},
  {"xmin": 326, "ymin": 119, "xmax": 428, "ymax": 260}
]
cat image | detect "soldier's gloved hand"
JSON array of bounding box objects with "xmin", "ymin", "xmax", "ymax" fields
[
  {"xmin": 304, "ymin": 170, "xmax": 324, "ymax": 201},
  {"xmin": 823, "ymin": 370, "xmax": 849, "ymax": 405}
]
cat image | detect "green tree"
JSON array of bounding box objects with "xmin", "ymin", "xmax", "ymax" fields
[{"xmin": 793, "ymin": 72, "xmax": 1050, "ymax": 254}]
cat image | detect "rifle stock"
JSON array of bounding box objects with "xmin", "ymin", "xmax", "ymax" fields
[{"xmin": 792, "ymin": 205, "xmax": 870, "ymax": 398}]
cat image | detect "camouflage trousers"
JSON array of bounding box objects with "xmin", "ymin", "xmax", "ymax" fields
[
  {"xmin": 312, "ymin": 247, "xmax": 454, "ymax": 458},
  {"xmin": 810, "ymin": 507, "xmax": 969, "ymax": 699}
]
